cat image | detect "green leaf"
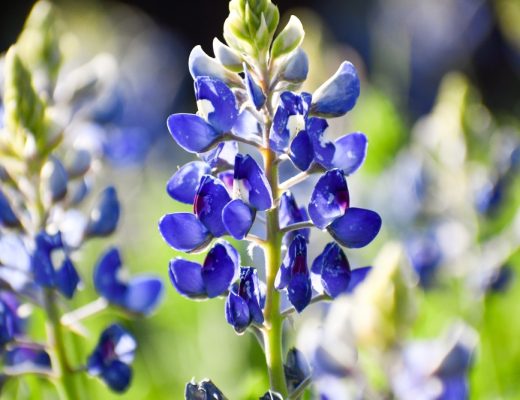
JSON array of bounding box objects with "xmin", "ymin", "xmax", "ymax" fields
[{"xmin": 270, "ymin": 16, "xmax": 304, "ymax": 60}]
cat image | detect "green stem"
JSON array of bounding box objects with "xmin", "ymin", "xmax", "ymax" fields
[
  {"xmin": 44, "ymin": 290, "xmax": 79, "ymax": 400},
  {"xmin": 262, "ymin": 148, "xmax": 288, "ymax": 397}
]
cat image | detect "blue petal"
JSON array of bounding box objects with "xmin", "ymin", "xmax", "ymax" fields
[
  {"xmin": 159, "ymin": 213, "xmax": 212, "ymax": 253},
  {"xmin": 167, "ymin": 113, "xmax": 221, "ymax": 154},
  {"xmin": 222, "ymin": 199, "xmax": 255, "ymax": 240},
  {"xmin": 86, "ymin": 186, "xmax": 120, "ymax": 237},
  {"xmin": 32, "ymin": 249, "xmax": 55, "ymax": 288},
  {"xmin": 201, "ymin": 141, "xmax": 238, "ymax": 169},
  {"xmin": 42, "ymin": 157, "xmax": 68, "ymax": 203},
  {"xmin": 232, "ymin": 109, "xmax": 262, "ymax": 139},
  {"xmin": 310, "ymin": 61, "xmax": 360, "ymax": 118},
  {"xmin": 125, "ymin": 277, "xmax": 164, "ymax": 315},
  {"xmin": 93, "ymin": 248, "xmax": 127, "ymax": 304},
  {"xmin": 237, "ymin": 267, "xmax": 264, "ymax": 325},
  {"xmin": 269, "ymin": 106, "xmax": 290, "ymax": 152},
  {"xmin": 244, "ymin": 64, "xmax": 266, "ymax": 110},
  {"xmin": 332, "ymin": 132, "xmax": 368, "ymax": 175},
  {"xmin": 166, "ymin": 161, "xmax": 211, "ymax": 204},
  {"xmin": 282, "ymin": 48, "xmax": 309, "ymax": 83},
  {"xmin": 4, "ymin": 346, "xmax": 52, "ymax": 375},
  {"xmin": 311, "ymin": 242, "xmax": 335, "ymax": 274},
  {"xmin": 101, "ymin": 360, "xmax": 132, "ymax": 393},
  {"xmin": 308, "ymin": 169, "xmax": 350, "ymax": 229},
  {"xmin": 347, "ymin": 267, "xmax": 372, "ymax": 293},
  {"xmin": 288, "ymin": 273, "xmax": 312, "ymax": 313},
  {"xmin": 168, "ymin": 258, "xmax": 206, "ymax": 299},
  {"xmin": 225, "ymin": 291, "xmax": 251, "ymax": 333},
  {"xmin": 67, "ymin": 149, "xmax": 91, "ymax": 178},
  {"xmin": 193, "ymin": 175, "xmax": 231, "ymax": 237},
  {"xmin": 88, "ymin": 324, "xmax": 136, "ymax": 374},
  {"xmin": 269, "ymin": 92, "xmax": 310, "ymax": 152},
  {"xmin": 194, "ymin": 76, "xmax": 238, "ymax": 133},
  {"xmin": 327, "ymin": 208, "xmax": 382, "ymax": 248},
  {"xmin": 234, "ymin": 154, "xmax": 272, "ymax": 211},
  {"xmin": 0, "ymin": 190, "xmax": 19, "ymax": 227},
  {"xmin": 201, "ymin": 241, "xmax": 239, "ymax": 298},
  {"xmin": 55, "ymin": 258, "xmax": 80, "ymax": 299},
  {"xmin": 319, "ymin": 243, "xmax": 351, "ymax": 298},
  {"xmin": 306, "ymin": 117, "xmax": 334, "ymax": 167},
  {"xmin": 279, "ymin": 192, "xmax": 310, "ymax": 245},
  {"xmin": 218, "ymin": 170, "xmax": 234, "ymax": 192},
  {"xmin": 289, "ymin": 130, "xmax": 313, "ymax": 171}
]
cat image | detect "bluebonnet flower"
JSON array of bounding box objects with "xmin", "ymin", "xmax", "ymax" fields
[
  {"xmin": 93, "ymin": 247, "xmax": 164, "ymax": 316},
  {"xmin": 309, "ymin": 169, "xmax": 381, "ymax": 248},
  {"xmin": 405, "ymin": 234, "xmax": 442, "ymax": 288},
  {"xmin": 0, "ymin": 190, "xmax": 20, "ymax": 228},
  {"xmin": 169, "ymin": 240, "xmax": 239, "ymax": 299},
  {"xmin": 3, "ymin": 345, "xmax": 52, "ymax": 375},
  {"xmin": 185, "ymin": 378, "xmax": 227, "ymax": 400},
  {"xmin": 225, "ymin": 266, "xmax": 264, "ymax": 333},
  {"xmin": 275, "ymin": 235, "xmax": 312, "ymax": 312},
  {"xmin": 311, "ymin": 242, "xmax": 371, "ymax": 298},
  {"xmin": 284, "ymin": 348, "xmax": 311, "ymax": 392},
  {"xmin": 87, "ymin": 324, "xmax": 137, "ymax": 393},
  {"xmin": 0, "ymin": 292, "xmax": 24, "ymax": 347},
  {"xmin": 31, "ymin": 231, "xmax": 80, "ymax": 299},
  {"xmin": 222, "ymin": 154, "xmax": 273, "ymax": 239},
  {"xmin": 85, "ymin": 186, "xmax": 120, "ymax": 238}
]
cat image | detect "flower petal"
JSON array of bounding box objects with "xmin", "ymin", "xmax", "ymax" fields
[
  {"xmin": 194, "ymin": 175, "xmax": 231, "ymax": 237},
  {"xmin": 288, "ymin": 273, "xmax": 312, "ymax": 313},
  {"xmin": 188, "ymin": 45, "xmax": 241, "ymax": 86},
  {"xmin": 234, "ymin": 154, "xmax": 272, "ymax": 211},
  {"xmin": 194, "ymin": 76, "xmax": 238, "ymax": 133},
  {"xmin": 289, "ymin": 130, "xmax": 313, "ymax": 171},
  {"xmin": 86, "ymin": 186, "xmax": 120, "ymax": 237},
  {"xmin": 55, "ymin": 258, "xmax": 80, "ymax": 299},
  {"xmin": 332, "ymin": 132, "xmax": 367, "ymax": 175},
  {"xmin": 168, "ymin": 258, "xmax": 206, "ymax": 299},
  {"xmin": 327, "ymin": 207, "xmax": 382, "ymax": 248},
  {"xmin": 167, "ymin": 113, "xmax": 220, "ymax": 153},
  {"xmin": 159, "ymin": 213, "xmax": 212, "ymax": 253},
  {"xmin": 125, "ymin": 277, "xmax": 164, "ymax": 315},
  {"xmin": 222, "ymin": 199, "xmax": 255, "ymax": 240},
  {"xmin": 320, "ymin": 243, "xmax": 351, "ymax": 298},
  {"xmin": 201, "ymin": 241, "xmax": 239, "ymax": 298},
  {"xmin": 0, "ymin": 190, "xmax": 19, "ymax": 227},
  {"xmin": 244, "ymin": 64, "xmax": 266, "ymax": 110},
  {"xmin": 347, "ymin": 266, "xmax": 372, "ymax": 293},
  {"xmin": 310, "ymin": 61, "xmax": 360, "ymax": 118},
  {"xmin": 101, "ymin": 360, "xmax": 132, "ymax": 393},
  {"xmin": 237, "ymin": 267, "xmax": 264, "ymax": 325},
  {"xmin": 281, "ymin": 48, "xmax": 309, "ymax": 83},
  {"xmin": 93, "ymin": 248, "xmax": 127, "ymax": 304},
  {"xmin": 225, "ymin": 291, "xmax": 251, "ymax": 333},
  {"xmin": 4, "ymin": 345, "xmax": 52, "ymax": 375},
  {"xmin": 201, "ymin": 141, "xmax": 238, "ymax": 169},
  {"xmin": 307, "ymin": 117, "xmax": 334, "ymax": 167},
  {"xmin": 166, "ymin": 161, "xmax": 211, "ymax": 204},
  {"xmin": 308, "ymin": 169, "xmax": 350, "ymax": 229},
  {"xmin": 279, "ymin": 192, "xmax": 310, "ymax": 245}
]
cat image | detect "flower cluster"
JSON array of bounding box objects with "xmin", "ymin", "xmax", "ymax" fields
[
  {"xmin": 0, "ymin": 2, "xmax": 163, "ymax": 396},
  {"xmin": 159, "ymin": 0, "xmax": 381, "ymax": 396}
]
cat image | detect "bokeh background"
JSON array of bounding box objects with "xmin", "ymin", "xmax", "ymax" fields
[{"xmin": 2, "ymin": 0, "xmax": 520, "ymax": 398}]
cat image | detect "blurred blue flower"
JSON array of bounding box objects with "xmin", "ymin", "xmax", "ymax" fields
[
  {"xmin": 87, "ymin": 324, "xmax": 136, "ymax": 393},
  {"xmin": 94, "ymin": 247, "xmax": 164, "ymax": 316}
]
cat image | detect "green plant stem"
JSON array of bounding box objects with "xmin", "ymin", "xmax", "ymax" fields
[
  {"xmin": 44, "ymin": 290, "xmax": 79, "ymax": 400},
  {"xmin": 262, "ymin": 147, "xmax": 288, "ymax": 397}
]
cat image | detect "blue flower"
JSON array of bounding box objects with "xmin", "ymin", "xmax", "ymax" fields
[
  {"xmin": 222, "ymin": 154, "xmax": 273, "ymax": 239},
  {"xmin": 308, "ymin": 169, "xmax": 381, "ymax": 248},
  {"xmin": 94, "ymin": 247, "xmax": 164, "ymax": 316},
  {"xmin": 269, "ymin": 92, "xmax": 368, "ymax": 173},
  {"xmin": 311, "ymin": 242, "xmax": 371, "ymax": 298},
  {"xmin": 244, "ymin": 64, "xmax": 266, "ymax": 110},
  {"xmin": 275, "ymin": 235, "xmax": 312, "ymax": 312},
  {"xmin": 167, "ymin": 76, "xmax": 238, "ymax": 153},
  {"xmin": 0, "ymin": 292, "xmax": 24, "ymax": 347},
  {"xmin": 87, "ymin": 324, "xmax": 137, "ymax": 393},
  {"xmin": 225, "ymin": 266, "xmax": 264, "ymax": 333},
  {"xmin": 279, "ymin": 191, "xmax": 310, "ymax": 246},
  {"xmin": 31, "ymin": 232, "xmax": 80, "ymax": 299},
  {"xmin": 160, "ymin": 174, "xmax": 231, "ymax": 252},
  {"xmin": 4, "ymin": 345, "xmax": 52, "ymax": 375},
  {"xmin": 169, "ymin": 240, "xmax": 239, "ymax": 299}
]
